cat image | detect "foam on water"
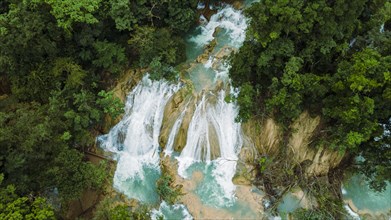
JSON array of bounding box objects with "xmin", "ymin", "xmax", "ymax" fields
[
  {"xmin": 177, "ymin": 90, "xmax": 243, "ymax": 207},
  {"xmin": 189, "ymin": 5, "xmax": 248, "ymax": 49},
  {"xmin": 151, "ymin": 201, "xmax": 193, "ymax": 220},
  {"xmin": 344, "ymin": 205, "xmax": 361, "ymax": 220},
  {"xmin": 97, "ymin": 75, "xmax": 180, "ymax": 202}
]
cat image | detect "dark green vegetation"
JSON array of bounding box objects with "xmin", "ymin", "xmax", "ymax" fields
[
  {"xmin": 230, "ymin": 0, "xmax": 391, "ymax": 192},
  {"xmin": 0, "ymin": 174, "xmax": 55, "ymax": 219},
  {"xmin": 94, "ymin": 198, "xmax": 152, "ymax": 220},
  {"xmin": 0, "ymin": 0, "xmax": 198, "ymax": 217},
  {"xmin": 156, "ymin": 162, "xmax": 183, "ymax": 205}
]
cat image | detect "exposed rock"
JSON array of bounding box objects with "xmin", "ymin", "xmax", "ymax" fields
[
  {"xmin": 212, "ymin": 27, "xmax": 222, "ymax": 38},
  {"xmin": 169, "ymin": 155, "xmax": 264, "ymax": 219},
  {"xmin": 208, "ymin": 124, "xmax": 221, "ymax": 159},
  {"xmin": 234, "ymin": 144, "xmax": 258, "ymax": 186},
  {"xmin": 288, "ymin": 112, "xmax": 344, "ymax": 176},
  {"xmin": 196, "ymin": 53, "xmax": 210, "ymax": 64},
  {"xmin": 291, "ymin": 187, "xmax": 318, "ymax": 209},
  {"xmin": 112, "ymin": 68, "xmax": 144, "ymax": 103},
  {"xmin": 159, "ymin": 86, "xmax": 197, "ymax": 152},
  {"xmin": 232, "ymin": 1, "xmax": 244, "ymax": 9},
  {"xmin": 242, "ymin": 117, "xmax": 282, "ymax": 155},
  {"xmin": 196, "ymin": 39, "xmax": 217, "ymax": 64},
  {"xmin": 233, "ymin": 172, "xmax": 252, "ymax": 185},
  {"xmin": 215, "ymin": 46, "xmax": 236, "ymax": 60},
  {"xmin": 243, "ymin": 112, "xmax": 345, "ymax": 177},
  {"xmin": 211, "ymin": 46, "xmax": 236, "ymax": 71},
  {"xmin": 344, "ymin": 198, "xmax": 391, "ymax": 220}
]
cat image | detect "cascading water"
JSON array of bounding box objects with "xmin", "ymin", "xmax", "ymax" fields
[
  {"xmin": 176, "ymin": 90, "xmax": 243, "ymax": 207},
  {"xmin": 168, "ymin": 4, "xmax": 249, "ymax": 208},
  {"xmin": 189, "ymin": 5, "xmax": 247, "ymax": 49},
  {"xmin": 97, "ymin": 75, "xmax": 180, "ymax": 203},
  {"xmin": 185, "ymin": 4, "xmax": 248, "ymax": 63},
  {"xmin": 98, "ymin": 2, "xmax": 258, "ymax": 218}
]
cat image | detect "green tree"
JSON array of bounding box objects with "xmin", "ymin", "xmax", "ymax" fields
[
  {"xmin": 97, "ymin": 90, "xmax": 125, "ymax": 119},
  {"xmin": 93, "ymin": 198, "xmax": 151, "ymax": 220},
  {"xmin": 128, "ymin": 26, "xmax": 186, "ymax": 67},
  {"xmin": 47, "ymin": 150, "xmax": 106, "ymax": 202},
  {"xmin": 31, "ymin": 0, "xmax": 102, "ymax": 31},
  {"xmin": 92, "ymin": 41, "xmax": 127, "ymax": 75},
  {"xmin": 0, "ymin": 102, "xmax": 106, "ymax": 201},
  {"xmin": 229, "ymin": 0, "xmax": 391, "ymax": 191},
  {"xmin": 0, "ymin": 174, "xmax": 55, "ymax": 219}
]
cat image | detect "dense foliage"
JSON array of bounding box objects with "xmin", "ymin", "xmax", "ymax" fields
[
  {"xmin": 0, "ymin": 174, "xmax": 55, "ymax": 219},
  {"xmin": 0, "ymin": 0, "xmax": 198, "ymax": 216},
  {"xmin": 229, "ymin": 0, "xmax": 391, "ymax": 191},
  {"xmin": 156, "ymin": 162, "xmax": 183, "ymax": 205},
  {"xmin": 93, "ymin": 198, "xmax": 152, "ymax": 220}
]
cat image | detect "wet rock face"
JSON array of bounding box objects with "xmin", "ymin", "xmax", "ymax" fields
[{"xmin": 159, "ymin": 87, "xmax": 196, "ymax": 152}]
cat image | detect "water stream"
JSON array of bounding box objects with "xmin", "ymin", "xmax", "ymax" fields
[
  {"xmin": 97, "ymin": 77, "xmax": 181, "ymax": 203},
  {"xmin": 97, "ymin": 1, "xmax": 390, "ymax": 219},
  {"xmin": 342, "ymin": 175, "xmax": 391, "ymax": 218},
  {"xmin": 97, "ymin": 2, "xmax": 255, "ymax": 219}
]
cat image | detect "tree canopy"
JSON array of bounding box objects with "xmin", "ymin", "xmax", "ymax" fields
[
  {"xmin": 229, "ymin": 0, "xmax": 391, "ymax": 190},
  {"xmin": 0, "ymin": 0, "xmax": 199, "ymax": 217}
]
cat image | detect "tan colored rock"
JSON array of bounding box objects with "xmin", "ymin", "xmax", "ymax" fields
[
  {"xmin": 101, "ymin": 68, "xmax": 145, "ymax": 133},
  {"xmin": 196, "ymin": 53, "xmax": 209, "ymax": 63},
  {"xmin": 211, "ymin": 46, "xmax": 237, "ymax": 71},
  {"xmin": 288, "ymin": 112, "xmax": 344, "ymax": 176},
  {"xmin": 232, "ymin": 174, "xmax": 251, "ymax": 185},
  {"xmin": 159, "ymin": 86, "xmax": 197, "ymax": 152},
  {"xmin": 291, "ymin": 187, "xmax": 318, "ymax": 209},
  {"xmin": 214, "ymin": 46, "xmax": 236, "ymax": 60},
  {"xmin": 242, "ymin": 117, "xmax": 282, "ymax": 155},
  {"xmin": 196, "ymin": 39, "xmax": 217, "ymax": 64},
  {"xmin": 112, "ymin": 68, "xmax": 144, "ymax": 103},
  {"xmin": 243, "ymin": 112, "xmax": 345, "ymax": 177},
  {"xmin": 232, "ymin": 1, "xmax": 244, "ymax": 9}
]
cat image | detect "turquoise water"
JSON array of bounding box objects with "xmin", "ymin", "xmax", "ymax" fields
[
  {"xmin": 191, "ymin": 162, "xmax": 231, "ymax": 207},
  {"xmin": 102, "ymin": 1, "xmax": 264, "ymax": 219},
  {"xmin": 277, "ymin": 193, "xmax": 301, "ymax": 217},
  {"xmin": 277, "ymin": 193, "xmax": 301, "ymax": 213},
  {"xmin": 152, "ymin": 201, "xmax": 193, "ymax": 220},
  {"xmin": 185, "ymin": 28, "xmax": 204, "ymax": 62},
  {"xmin": 343, "ymin": 175, "xmax": 391, "ymax": 213},
  {"xmin": 183, "ymin": 161, "xmax": 259, "ymax": 218},
  {"xmin": 187, "ymin": 64, "xmax": 216, "ymax": 91},
  {"xmin": 114, "ymin": 164, "xmax": 160, "ymax": 204},
  {"xmin": 212, "ymin": 28, "xmax": 234, "ymax": 53}
]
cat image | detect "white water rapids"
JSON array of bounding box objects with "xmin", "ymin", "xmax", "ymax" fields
[
  {"xmin": 176, "ymin": 90, "xmax": 243, "ymax": 206},
  {"xmin": 97, "ymin": 2, "xmax": 391, "ymax": 219},
  {"xmin": 97, "ymin": 3, "xmax": 253, "ymax": 218},
  {"xmin": 97, "ymin": 76, "xmax": 181, "ymax": 202}
]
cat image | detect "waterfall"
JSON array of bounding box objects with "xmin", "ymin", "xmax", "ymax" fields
[
  {"xmin": 177, "ymin": 90, "xmax": 243, "ymax": 207},
  {"xmin": 189, "ymin": 5, "xmax": 248, "ymax": 49},
  {"xmin": 97, "ymin": 75, "xmax": 180, "ymax": 202},
  {"xmin": 98, "ymin": 1, "xmax": 251, "ymax": 215}
]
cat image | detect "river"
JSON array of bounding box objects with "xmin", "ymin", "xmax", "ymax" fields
[{"xmin": 97, "ymin": 1, "xmax": 391, "ymax": 219}]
